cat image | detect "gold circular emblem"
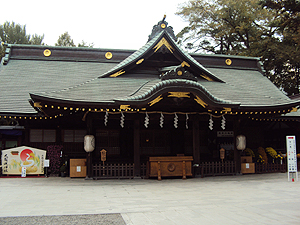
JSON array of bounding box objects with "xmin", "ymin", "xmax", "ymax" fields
[
  {"xmin": 225, "ymin": 59, "xmax": 232, "ymax": 65},
  {"xmin": 177, "ymin": 70, "xmax": 183, "ymax": 76},
  {"xmin": 43, "ymin": 49, "xmax": 51, "ymax": 57},
  {"xmin": 167, "ymin": 163, "xmax": 176, "ymax": 172},
  {"xmin": 136, "ymin": 58, "xmax": 144, "ymax": 65},
  {"xmin": 105, "ymin": 52, "xmax": 113, "ymax": 59},
  {"xmin": 161, "ymin": 23, "xmax": 166, "ymax": 29}
]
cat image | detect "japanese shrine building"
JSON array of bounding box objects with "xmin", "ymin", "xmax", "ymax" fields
[{"xmin": 1, "ymin": 18, "xmax": 299, "ymax": 177}]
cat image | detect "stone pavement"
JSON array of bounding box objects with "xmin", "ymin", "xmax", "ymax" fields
[{"xmin": 0, "ymin": 173, "xmax": 299, "ymax": 224}]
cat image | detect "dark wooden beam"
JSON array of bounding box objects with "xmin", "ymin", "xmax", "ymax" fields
[
  {"xmin": 193, "ymin": 116, "xmax": 200, "ymax": 164},
  {"xmin": 134, "ymin": 118, "xmax": 141, "ymax": 177},
  {"xmin": 233, "ymin": 118, "xmax": 241, "ymax": 174}
]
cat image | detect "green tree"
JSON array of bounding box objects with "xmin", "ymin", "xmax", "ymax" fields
[
  {"xmin": 260, "ymin": 0, "xmax": 300, "ymax": 95},
  {"xmin": 176, "ymin": 0, "xmax": 300, "ymax": 95},
  {"xmin": 55, "ymin": 32, "xmax": 75, "ymax": 47},
  {"xmin": 55, "ymin": 32, "xmax": 94, "ymax": 48},
  {"xmin": 77, "ymin": 40, "xmax": 94, "ymax": 48},
  {"xmin": 176, "ymin": 0, "xmax": 278, "ymax": 55},
  {"xmin": 0, "ymin": 21, "xmax": 44, "ymax": 60}
]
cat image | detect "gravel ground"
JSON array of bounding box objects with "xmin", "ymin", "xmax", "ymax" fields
[{"xmin": 0, "ymin": 213, "xmax": 126, "ymax": 225}]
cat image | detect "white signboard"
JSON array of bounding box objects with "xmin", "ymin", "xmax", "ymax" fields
[
  {"xmin": 286, "ymin": 136, "xmax": 298, "ymax": 181},
  {"xmin": 21, "ymin": 167, "xmax": 26, "ymax": 177},
  {"xmin": 1, "ymin": 146, "xmax": 46, "ymax": 175},
  {"xmin": 44, "ymin": 159, "xmax": 50, "ymax": 168}
]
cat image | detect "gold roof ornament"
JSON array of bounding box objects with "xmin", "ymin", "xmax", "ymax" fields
[
  {"xmin": 120, "ymin": 105, "xmax": 130, "ymax": 110},
  {"xmin": 105, "ymin": 52, "xmax": 113, "ymax": 59},
  {"xmin": 194, "ymin": 95, "xmax": 208, "ymax": 108},
  {"xmin": 200, "ymin": 74, "xmax": 214, "ymax": 81},
  {"xmin": 161, "ymin": 14, "xmax": 166, "ymax": 28},
  {"xmin": 136, "ymin": 58, "xmax": 144, "ymax": 64},
  {"xmin": 291, "ymin": 107, "xmax": 298, "ymax": 112},
  {"xmin": 33, "ymin": 102, "xmax": 43, "ymax": 108},
  {"xmin": 110, "ymin": 69, "xmax": 125, "ymax": 77},
  {"xmin": 177, "ymin": 71, "xmax": 183, "ymax": 76},
  {"xmin": 43, "ymin": 49, "xmax": 51, "ymax": 57},
  {"xmin": 153, "ymin": 37, "xmax": 174, "ymax": 53},
  {"xmin": 225, "ymin": 59, "xmax": 232, "ymax": 65},
  {"xmin": 168, "ymin": 92, "xmax": 190, "ymax": 98},
  {"xmin": 181, "ymin": 61, "xmax": 190, "ymax": 67},
  {"xmin": 149, "ymin": 95, "xmax": 163, "ymax": 106}
]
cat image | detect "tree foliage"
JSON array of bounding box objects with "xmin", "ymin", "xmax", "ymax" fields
[
  {"xmin": 260, "ymin": 0, "xmax": 300, "ymax": 95},
  {"xmin": 176, "ymin": 0, "xmax": 300, "ymax": 95},
  {"xmin": 0, "ymin": 21, "xmax": 44, "ymax": 60},
  {"xmin": 55, "ymin": 32, "xmax": 75, "ymax": 47},
  {"xmin": 55, "ymin": 32, "xmax": 94, "ymax": 47},
  {"xmin": 77, "ymin": 40, "xmax": 94, "ymax": 48},
  {"xmin": 176, "ymin": 0, "xmax": 278, "ymax": 55}
]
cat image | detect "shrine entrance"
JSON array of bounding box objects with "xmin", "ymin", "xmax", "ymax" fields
[{"xmin": 170, "ymin": 127, "xmax": 185, "ymax": 155}]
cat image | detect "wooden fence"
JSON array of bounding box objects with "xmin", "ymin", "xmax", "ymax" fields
[
  {"xmin": 196, "ymin": 161, "xmax": 236, "ymax": 178},
  {"xmin": 255, "ymin": 162, "xmax": 287, "ymax": 174},
  {"xmin": 91, "ymin": 161, "xmax": 299, "ymax": 179},
  {"xmin": 93, "ymin": 163, "xmax": 147, "ymax": 179},
  {"xmin": 255, "ymin": 161, "xmax": 300, "ymax": 174}
]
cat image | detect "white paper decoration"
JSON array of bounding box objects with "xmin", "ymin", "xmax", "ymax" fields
[
  {"xmin": 159, "ymin": 112, "xmax": 164, "ymax": 128},
  {"xmin": 144, "ymin": 112, "xmax": 149, "ymax": 128},
  {"xmin": 174, "ymin": 113, "xmax": 178, "ymax": 128},
  {"xmin": 104, "ymin": 110, "xmax": 109, "ymax": 126},
  {"xmin": 186, "ymin": 113, "xmax": 189, "ymax": 129},
  {"xmin": 120, "ymin": 111, "xmax": 125, "ymax": 128},
  {"xmin": 209, "ymin": 115, "xmax": 213, "ymax": 130},
  {"xmin": 221, "ymin": 115, "xmax": 226, "ymax": 130}
]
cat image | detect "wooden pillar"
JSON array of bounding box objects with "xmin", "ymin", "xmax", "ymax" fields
[
  {"xmin": 23, "ymin": 120, "xmax": 30, "ymax": 146},
  {"xmin": 233, "ymin": 118, "xmax": 241, "ymax": 174},
  {"xmin": 134, "ymin": 118, "xmax": 141, "ymax": 177},
  {"xmin": 193, "ymin": 116, "xmax": 200, "ymax": 165}
]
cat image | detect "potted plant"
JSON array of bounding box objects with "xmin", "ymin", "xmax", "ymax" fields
[{"xmin": 60, "ymin": 163, "xmax": 67, "ymax": 177}]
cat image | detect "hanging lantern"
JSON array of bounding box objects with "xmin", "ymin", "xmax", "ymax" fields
[
  {"xmin": 236, "ymin": 135, "xmax": 246, "ymax": 150},
  {"xmin": 159, "ymin": 112, "xmax": 164, "ymax": 128},
  {"xmin": 209, "ymin": 115, "xmax": 213, "ymax": 130},
  {"xmin": 186, "ymin": 113, "xmax": 189, "ymax": 129},
  {"xmin": 84, "ymin": 135, "xmax": 95, "ymax": 152},
  {"xmin": 174, "ymin": 113, "xmax": 178, "ymax": 128},
  {"xmin": 120, "ymin": 111, "xmax": 125, "ymax": 128},
  {"xmin": 220, "ymin": 148, "xmax": 225, "ymax": 161},
  {"xmin": 104, "ymin": 110, "xmax": 109, "ymax": 126},
  {"xmin": 144, "ymin": 112, "xmax": 149, "ymax": 128}
]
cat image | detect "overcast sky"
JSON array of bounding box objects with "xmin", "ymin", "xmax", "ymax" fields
[{"xmin": 1, "ymin": 0, "xmax": 189, "ymax": 50}]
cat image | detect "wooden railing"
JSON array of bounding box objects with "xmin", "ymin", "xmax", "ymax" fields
[
  {"xmin": 93, "ymin": 163, "xmax": 147, "ymax": 179},
  {"xmin": 91, "ymin": 161, "xmax": 299, "ymax": 179},
  {"xmin": 196, "ymin": 161, "xmax": 236, "ymax": 178},
  {"xmin": 255, "ymin": 162, "xmax": 287, "ymax": 173}
]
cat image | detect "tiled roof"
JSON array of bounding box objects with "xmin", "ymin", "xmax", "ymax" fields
[
  {"xmin": 30, "ymin": 66, "xmax": 298, "ymax": 109},
  {"xmin": 0, "ymin": 58, "xmax": 118, "ymax": 114},
  {"xmin": 1, "ymin": 19, "xmax": 299, "ymax": 115},
  {"xmin": 203, "ymin": 67, "xmax": 293, "ymax": 107}
]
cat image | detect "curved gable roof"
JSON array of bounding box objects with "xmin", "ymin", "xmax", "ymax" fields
[{"xmin": 99, "ymin": 27, "xmax": 224, "ymax": 83}]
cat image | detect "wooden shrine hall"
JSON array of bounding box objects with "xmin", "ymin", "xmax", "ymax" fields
[{"xmin": 1, "ymin": 17, "xmax": 300, "ymax": 179}]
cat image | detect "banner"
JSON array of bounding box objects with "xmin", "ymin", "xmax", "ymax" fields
[{"xmin": 1, "ymin": 146, "xmax": 46, "ymax": 175}]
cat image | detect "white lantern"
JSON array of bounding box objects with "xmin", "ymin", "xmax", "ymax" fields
[
  {"xmin": 236, "ymin": 135, "xmax": 246, "ymax": 151},
  {"xmin": 84, "ymin": 135, "xmax": 95, "ymax": 152}
]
